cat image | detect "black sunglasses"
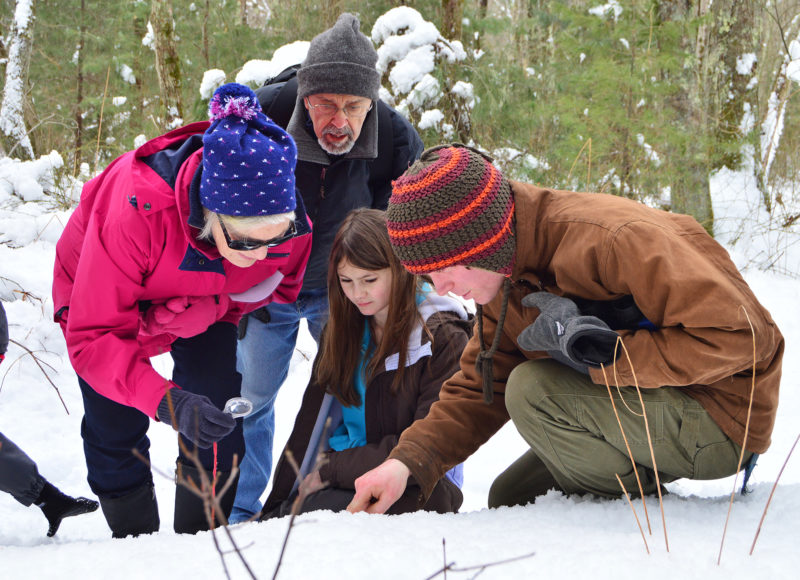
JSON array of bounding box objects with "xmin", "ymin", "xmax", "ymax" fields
[{"xmin": 216, "ymin": 214, "xmax": 296, "ymax": 251}]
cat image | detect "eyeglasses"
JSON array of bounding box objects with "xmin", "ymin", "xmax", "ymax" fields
[
  {"xmin": 216, "ymin": 214, "xmax": 296, "ymax": 251},
  {"xmin": 305, "ymin": 98, "xmax": 373, "ymax": 119}
]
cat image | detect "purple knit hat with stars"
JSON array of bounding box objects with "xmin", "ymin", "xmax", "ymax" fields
[{"xmin": 201, "ymin": 83, "xmax": 297, "ymax": 216}]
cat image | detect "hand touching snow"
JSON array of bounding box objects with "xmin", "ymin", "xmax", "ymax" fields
[{"xmin": 347, "ymin": 458, "xmax": 410, "ymax": 514}]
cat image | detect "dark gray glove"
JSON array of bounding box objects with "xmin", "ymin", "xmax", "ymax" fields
[
  {"xmin": 518, "ymin": 292, "xmax": 620, "ymax": 373},
  {"xmin": 1, "ymin": 301, "xmax": 9, "ymax": 362},
  {"xmin": 156, "ymin": 387, "xmax": 235, "ymax": 449}
]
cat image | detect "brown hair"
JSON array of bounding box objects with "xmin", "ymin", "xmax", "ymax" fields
[{"xmin": 314, "ymin": 208, "xmax": 422, "ymax": 407}]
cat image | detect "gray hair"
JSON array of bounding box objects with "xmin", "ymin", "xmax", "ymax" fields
[{"xmin": 198, "ymin": 209, "xmax": 296, "ymax": 242}]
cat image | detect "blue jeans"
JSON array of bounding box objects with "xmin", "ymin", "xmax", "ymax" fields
[{"xmin": 230, "ymin": 288, "xmax": 328, "ymax": 523}]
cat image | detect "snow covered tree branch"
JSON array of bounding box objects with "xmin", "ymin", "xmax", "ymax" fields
[{"xmin": 0, "ymin": 0, "xmax": 36, "ymax": 160}]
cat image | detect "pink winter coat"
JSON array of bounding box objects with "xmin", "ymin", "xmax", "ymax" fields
[{"xmin": 53, "ymin": 122, "xmax": 312, "ymax": 417}]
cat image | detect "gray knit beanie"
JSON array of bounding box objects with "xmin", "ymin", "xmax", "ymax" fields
[{"xmin": 297, "ymin": 13, "xmax": 381, "ymax": 100}]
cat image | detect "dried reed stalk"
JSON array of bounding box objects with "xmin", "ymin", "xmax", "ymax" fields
[
  {"xmin": 717, "ymin": 306, "xmax": 757, "ymax": 565},
  {"xmin": 609, "ymin": 338, "xmax": 669, "ymax": 552},
  {"xmin": 601, "ymin": 359, "xmax": 652, "ymax": 535},
  {"xmin": 616, "ymin": 473, "xmax": 650, "ymax": 554},
  {"xmin": 750, "ymin": 432, "xmax": 800, "ymax": 555}
]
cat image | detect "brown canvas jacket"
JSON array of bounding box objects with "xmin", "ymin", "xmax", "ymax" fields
[
  {"xmin": 390, "ymin": 181, "xmax": 784, "ymax": 500},
  {"xmin": 264, "ymin": 296, "xmax": 472, "ymax": 514}
]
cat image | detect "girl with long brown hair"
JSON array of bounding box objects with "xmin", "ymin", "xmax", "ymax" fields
[{"xmin": 261, "ymin": 208, "xmax": 471, "ymax": 517}]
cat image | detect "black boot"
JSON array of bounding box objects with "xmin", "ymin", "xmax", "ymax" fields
[
  {"xmin": 98, "ymin": 481, "xmax": 160, "ymax": 539},
  {"xmin": 35, "ymin": 481, "xmax": 99, "ymax": 537},
  {"xmin": 173, "ymin": 461, "xmax": 238, "ymax": 534}
]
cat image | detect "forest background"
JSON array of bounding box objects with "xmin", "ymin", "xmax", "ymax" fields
[
  {"xmin": 2, "ymin": 0, "xmax": 800, "ymax": 264},
  {"xmin": 2, "ymin": 3, "xmax": 800, "ymax": 576}
]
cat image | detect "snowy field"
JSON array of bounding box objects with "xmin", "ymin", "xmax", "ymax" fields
[{"xmin": 1, "ymin": 154, "xmax": 799, "ymax": 579}]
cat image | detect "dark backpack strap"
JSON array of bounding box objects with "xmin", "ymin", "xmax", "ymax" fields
[
  {"xmin": 265, "ymin": 76, "xmax": 298, "ymax": 129},
  {"xmin": 256, "ymin": 64, "xmax": 302, "ymax": 129},
  {"xmin": 257, "ymin": 76, "xmax": 297, "ymax": 130},
  {"xmin": 271, "ymin": 64, "xmax": 302, "ymax": 84},
  {"xmin": 370, "ymin": 102, "xmax": 395, "ymax": 187}
]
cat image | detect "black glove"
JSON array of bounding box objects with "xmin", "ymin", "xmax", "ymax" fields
[
  {"xmin": 1, "ymin": 301, "xmax": 9, "ymax": 363},
  {"xmin": 517, "ymin": 292, "xmax": 620, "ymax": 373},
  {"xmin": 156, "ymin": 387, "xmax": 235, "ymax": 449},
  {"xmin": 36, "ymin": 481, "xmax": 99, "ymax": 537}
]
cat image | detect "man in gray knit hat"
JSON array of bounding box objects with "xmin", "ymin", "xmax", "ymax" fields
[
  {"xmin": 296, "ymin": 12, "xmax": 383, "ymax": 155},
  {"xmin": 231, "ymin": 13, "xmax": 424, "ymax": 524}
]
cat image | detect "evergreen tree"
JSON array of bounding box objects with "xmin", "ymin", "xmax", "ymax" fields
[{"xmin": 150, "ymin": 0, "xmax": 184, "ymax": 127}]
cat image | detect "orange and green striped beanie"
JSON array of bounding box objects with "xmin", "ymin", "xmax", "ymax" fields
[{"xmin": 386, "ymin": 144, "xmax": 515, "ymax": 275}]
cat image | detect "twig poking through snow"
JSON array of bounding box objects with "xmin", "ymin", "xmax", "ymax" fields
[
  {"xmin": 272, "ymin": 417, "xmax": 331, "ymax": 580},
  {"xmin": 5, "ymin": 338, "xmax": 69, "ymax": 414},
  {"xmin": 422, "ymin": 548, "xmax": 537, "ymax": 579}
]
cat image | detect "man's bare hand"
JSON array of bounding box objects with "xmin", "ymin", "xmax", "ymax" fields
[{"xmin": 347, "ymin": 458, "xmax": 410, "ymax": 514}]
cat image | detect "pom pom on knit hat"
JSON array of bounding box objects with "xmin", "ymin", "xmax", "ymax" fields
[
  {"xmin": 297, "ymin": 13, "xmax": 380, "ymax": 101},
  {"xmin": 386, "ymin": 144, "xmax": 515, "ymax": 275},
  {"xmin": 201, "ymin": 83, "xmax": 298, "ymax": 216}
]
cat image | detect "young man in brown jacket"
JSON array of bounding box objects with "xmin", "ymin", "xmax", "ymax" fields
[{"xmin": 347, "ymin": 144, "xmax": 784, "ymax": 513}]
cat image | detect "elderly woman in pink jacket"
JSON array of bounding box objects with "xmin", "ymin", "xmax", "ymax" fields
[{"xmin": 52, "ymin": 84, "xmax": 311, "ymax": 537}]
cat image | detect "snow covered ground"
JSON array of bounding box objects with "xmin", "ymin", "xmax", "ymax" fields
[{"xmin": 1, "ymin": 157, "xmax": 799, "ymax": 578}]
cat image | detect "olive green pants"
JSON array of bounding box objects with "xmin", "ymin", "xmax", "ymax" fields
[{"xmin": 489, "ymin": 359, "xmax": 747, "ymax": 508}]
